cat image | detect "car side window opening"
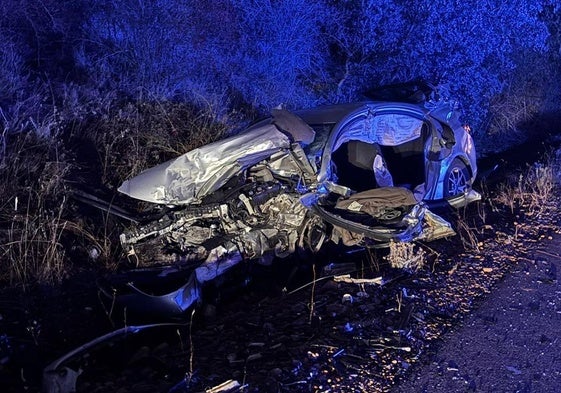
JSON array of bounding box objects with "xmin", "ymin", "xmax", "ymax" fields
[
  {"xmin": 379, "ymin": 131, "xmax": 426, "ymax": 189},
  {"xmin": 332, "ymin": 140, "xmax": 378, "ymax": 191},
  {"xmin": 331, "ymin": 118, "xmax": 428, "ymax": 193}
]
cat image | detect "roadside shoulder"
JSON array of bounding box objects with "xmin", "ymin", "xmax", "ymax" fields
[{"xmin": 395, "ymin": 234, "xmax": 561, "ymax": 393}]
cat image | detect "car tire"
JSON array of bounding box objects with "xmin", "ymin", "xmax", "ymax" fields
[{"xmin": 444, "ymin": 158, "xmax": 470, "ymax": 198}]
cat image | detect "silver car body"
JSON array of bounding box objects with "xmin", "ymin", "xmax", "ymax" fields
[{"xmin": 111, "ymin": 87, "xmax": 480, "ymax": 316}]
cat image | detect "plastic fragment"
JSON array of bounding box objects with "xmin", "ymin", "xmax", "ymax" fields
[
  {"xmin": 205, "ymin": 379, "xmax": 241, "ymax": 393},
  {"xmin": 334, "ymin": 274, "xmax": 383, "ymax": 285}
]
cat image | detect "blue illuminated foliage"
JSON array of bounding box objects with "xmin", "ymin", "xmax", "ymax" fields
[
  {"xmin": 79, "ymin": 0, "xmax": 328, "ymax": 111},
  {"xmin": 322, "ymin": 0, "xmax": 553, "ymax": 133},
  {"xmin": 0, "ymin": 0, "xmax": 559, "ymax": 140}
]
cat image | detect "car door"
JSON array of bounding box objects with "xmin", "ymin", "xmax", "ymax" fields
[{"xmin": 301, "ymin": 103, "xmax": 453, "ymax": 246}]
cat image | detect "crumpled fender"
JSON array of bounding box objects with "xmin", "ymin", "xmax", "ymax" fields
[{"xmin": 118, "ymin": 123, "xmax": 291, "ymax": 205}]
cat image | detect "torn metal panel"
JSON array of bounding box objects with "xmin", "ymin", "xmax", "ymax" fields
[
  {"xmin": 104, "ymin": 192, "xmax": 314, "ymax": 318},
  {"xmin": 112, "ymin": 271, "xmax": 201, "ymax": 317},
  {"xmin": 311, "ymin": 202, "xmax": 427, "ymax": 247},
  {"xmin": 444, "ymin": 188, "xmax": 482, "ymax": 209},
  {"xmin": 271, "ymin": 108, "xmax": 315, "ymax": 144},
  {"xmin": 419, "ymin": 209, "xmax": 456, "ymax": 242},
  {"xmin": 118, "ymin": 123, "xmax": 291, "ymax": 205},
  {"xmin": 265, "ymin": 143, "xmax": 317, "ymax": 186},
  {"xmin": 43, "ymin": 367, "xmax": 82, "ymax": 393},
  {"xmin": 101, "ymin": 245, "xmax": 243, "ymax": 318},
  {"xmin": 195, "ymin": 245, "xmax": 243, "ymax": 283}
]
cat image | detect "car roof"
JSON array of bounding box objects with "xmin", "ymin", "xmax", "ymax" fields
[
  {"xmin": 296, "ymin": 101, "xmax": 427, "ymax": 125},
  {"xmin": 246, "ymin": 100, "xmax": 430, "ymax": 133}
]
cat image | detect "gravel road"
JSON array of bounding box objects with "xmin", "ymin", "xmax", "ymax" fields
[{"xmin": 394, "ymin": 234, "xmax": 561, "ymax": 393}]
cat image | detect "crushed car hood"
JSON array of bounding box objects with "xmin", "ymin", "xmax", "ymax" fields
[{"xmin": 118, "ymin": 122, "xmax": 292, "ymax": 205}]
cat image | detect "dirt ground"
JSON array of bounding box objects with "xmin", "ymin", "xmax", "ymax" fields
[{"xmin": 394, "ymin": 234, "xmax": 561, "ymax": 393}]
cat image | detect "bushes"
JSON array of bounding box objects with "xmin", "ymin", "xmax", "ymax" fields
[
  {"xmin": 0, "ymin": 133, "xmax": 73, "ymax": 285},
  {"xmin": 494, "ymin": 152, "xmax": 561, "ymax": 217},
  {"xmin": 73, "ymin": 100, "xmax": 230, "ymax": 188},
  {"xmin": 77, "ymin": 0, "xmax": 328, "ymax": 112},
  {"xmin": 0, "ymin": 98, "xmax": 228, "ymax": 287},
  {"xmin": 323, "ymin": 0, "xmax": 553, "ymax": 137},
  {"xmin": 3, "ymin": 0, "xmax": 558, "ymax": 140}
]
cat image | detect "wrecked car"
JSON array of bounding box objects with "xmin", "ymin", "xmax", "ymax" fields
[{"xmin": 94, "ymin": 83, "xmax": 479, "ymax": 317}]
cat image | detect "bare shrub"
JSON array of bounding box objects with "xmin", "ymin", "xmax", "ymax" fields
[
  {"xmin": 79, "ymin": 0, "xmax": 327, "ymax": 112},
  {"xmin": 0, "ymin": 44, "xmax": 28, "ymax": 103},
  {"xmin": 494, "ymin": 153, "xmax": 561, "ymax": 216},
  {"xmin": 520, "ymin": 161, "xmax": 558, "ymax": 215},
  {"xmin": 485, "ymin": 49, "xmax": 554, "ymax": 141},
  {"xmin": 73, "ymin": 100, "xmax": 230, "ymax": 188},
  {"xmin": 0, "ymin": 134, "xmax": 118, "ymax": 287},
  {"xmin": 0, "ymin": 136, "xmax": 68, "ymax": 285},
  {"xmin": 455, "ymin": 214, "xmax": 481, "ymax": 252},
  {"xmin": 325, "ymin": 0, "xmax": 552, "ymax": 136}
]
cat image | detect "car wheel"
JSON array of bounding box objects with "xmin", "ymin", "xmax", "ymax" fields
[{"xmin": 444, "ymin": 159, "xmax": 470, "ymax": 197}]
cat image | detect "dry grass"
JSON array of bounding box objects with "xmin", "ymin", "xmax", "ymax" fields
[
  {"xmin": 485, "ymin": 50, "xmax": 552, "ymax": 141},
  {"xmin": 494, "ymin": 152, "xmax": 561, "ymax": 217},
  {"xmin": 487, "ymin": 94, "xmax": 536, "ymax": 139},
  {"xmin": 0, "ymin": 133, "xmax": 117, "ymax": 287},
  {"xmin": 0, "ymin": 136, "xmax": 70, "ymax": 285},
  {"xmin": 454, "ymin": 214, "xmax": 481, "ymax": 252},
  {"xmin": 73, "ymin": 100, "xmax": 230, "ymax": 189},
  {"xmin": 0, "ymin": 97, "xmax": 238, "ymax": 287}
]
